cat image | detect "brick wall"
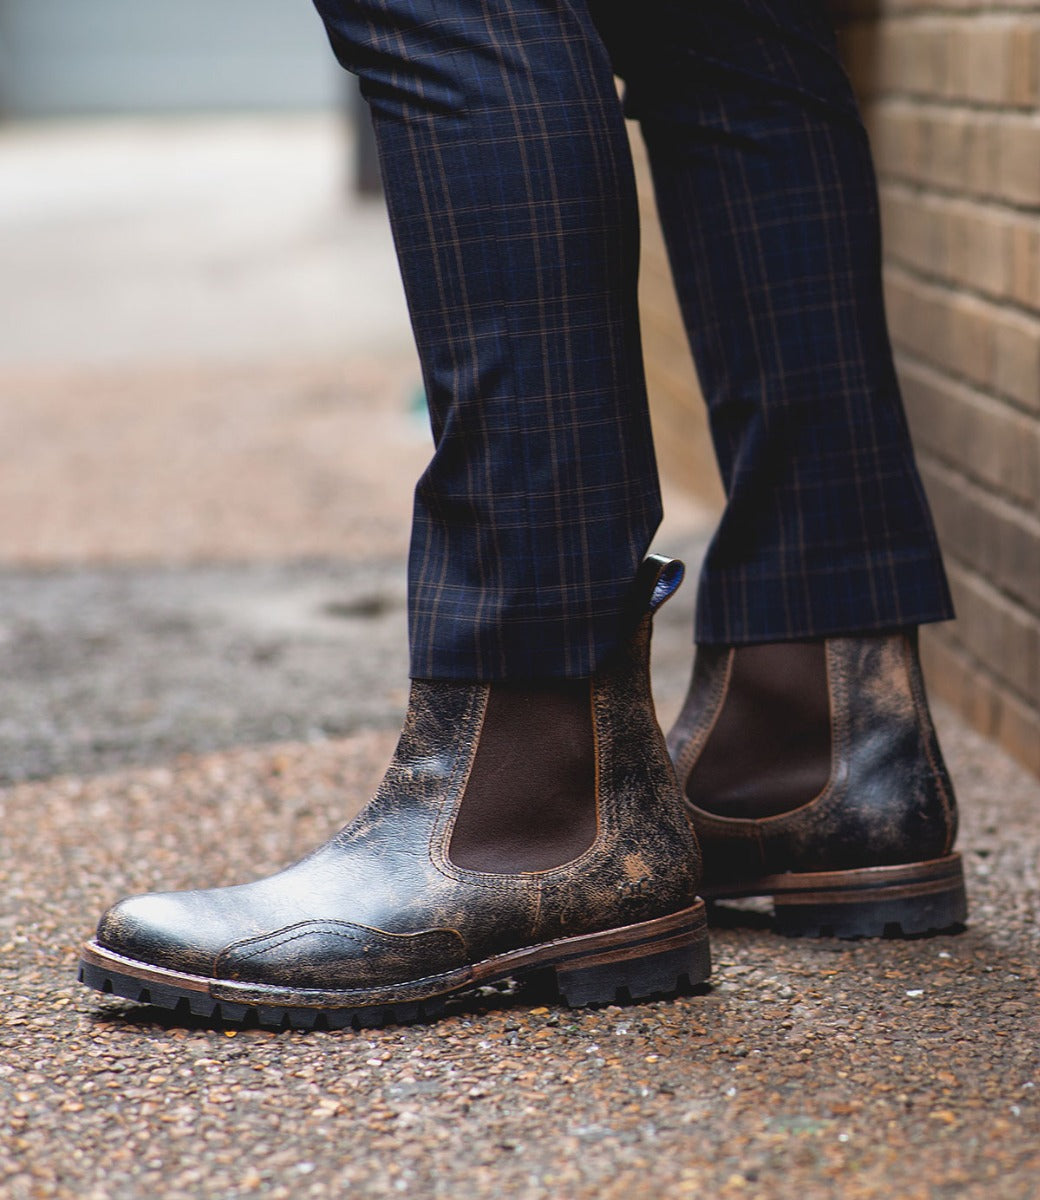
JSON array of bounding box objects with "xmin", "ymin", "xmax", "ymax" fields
[{"xmin": 634, "ymin": 2, "xmax": 1040, "ymax": 776}]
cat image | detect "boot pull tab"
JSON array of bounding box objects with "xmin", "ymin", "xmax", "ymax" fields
[{"xmin": 634, "ymin": 555, "xmax": 685, "ymax": 616}]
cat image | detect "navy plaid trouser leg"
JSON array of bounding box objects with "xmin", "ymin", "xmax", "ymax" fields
[
  {"xmin": 312, "ymin": 0, "xmax": 663, "ymax": 681},
  {"xmin": 598, "ymin": 0, "xmax": 954, "ymax": 644},
  {"xmin": 311, "ymin": 0, "xmax": 952, "ymax": 680}
]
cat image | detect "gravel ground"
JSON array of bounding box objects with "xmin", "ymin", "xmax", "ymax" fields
[
  {"xmin": 2, "ymin": 713, "xmax": 1038, "ymax": 1200},
  {"xmin": 2, "ymin": 118, "xmax": 1037, "ymax": 1200}
]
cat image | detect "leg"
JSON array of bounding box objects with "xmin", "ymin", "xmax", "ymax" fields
[
  {"xmin": 600, "ymin": 0, "xmax": 952, "ymax": 640},
  {"xmin": 315, "ymin": 0, "xmax": 662, "ymax": 680},
  {"xmin": 596, "ymin": 0, "xmax": 966, "ymax": 936},
  {"xmin": 77, "ymin": 1, "xmax": 710, "ymax": 1027}
]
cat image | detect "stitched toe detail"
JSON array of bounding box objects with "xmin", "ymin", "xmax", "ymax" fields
[{"xmin": 215, "ymin": 921, "xmax": 469, "ymax": 989}]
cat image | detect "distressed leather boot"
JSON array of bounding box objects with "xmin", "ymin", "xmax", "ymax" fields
[
  {"xmin": 80, "ymin": 556, "xmax": 709, "ymax": 1029},
  {"xmin": 667, "ymin": 634, "xmax": 967, "ymax": 938}
]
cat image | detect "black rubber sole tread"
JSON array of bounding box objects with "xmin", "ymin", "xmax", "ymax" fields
[
  {"xmin": 79, "ymin": 960, "xmax": 454, "ymax": 1030},
  {"xmin": 705, "ymin": 854, "xmax": 968, "ymax": 940},
  {"xmin": 706, "ymin": 901, "xmax": 968, "ymax": 940},
  {"xmin": 78, "ymin": 904, "xmax": 712, "ymax": 1031},
  {"xmin": 771, "ymin": 899, "xmax": 969, "ymax": 941},
  {"xmin": 79, "ymin": 957, "xmax": 704, "ymax": 1031}
]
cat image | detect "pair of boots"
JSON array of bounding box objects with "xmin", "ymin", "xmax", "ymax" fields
[{"xmin": 79, "ymin": 558, "xmax": 966, "ymax": 1029}]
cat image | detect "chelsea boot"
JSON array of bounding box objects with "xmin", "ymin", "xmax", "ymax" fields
[
  {"xmin": 667, "ymin": 633, "xmax": 967, "ymax": 938},
  {"xmin": 80, "ymin": 556, "xmax": 710, "ymax": 1028}
]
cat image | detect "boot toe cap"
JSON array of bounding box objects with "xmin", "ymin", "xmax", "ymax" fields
[
  {"xmin": 96, "ymin": 890, "xmax": 471, "ymax": 993},
  {"xmin": 96, "ymin": 891, "xmax": 230, "ymax": 978}
]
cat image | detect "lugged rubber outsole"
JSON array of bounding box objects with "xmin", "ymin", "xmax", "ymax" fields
[
  {"xmin": 703, "ymin": 853, "xmax": 968, "ymax": 939},
  {"xmin": 78, "ymin": 901, "xmax": 711, "ymax": 1030}
]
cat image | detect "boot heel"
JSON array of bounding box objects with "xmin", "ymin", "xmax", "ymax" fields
[
  {"xmin": 549, "ymin": 903, "xmax": 711, "ymax": 1007},
  {"xmin": 769, "ymin": 854, "xmax": 968, "ymax": 939}
]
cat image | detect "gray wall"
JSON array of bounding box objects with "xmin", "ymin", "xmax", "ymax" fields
[{"xmin": 0, "ymin": 0, "xmax": 343, "ymax": 116}]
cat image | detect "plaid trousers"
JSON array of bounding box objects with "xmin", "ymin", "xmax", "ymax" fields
[{"xmin": 312, "ymin": 0, "xmax": 954, "ymax": 681}]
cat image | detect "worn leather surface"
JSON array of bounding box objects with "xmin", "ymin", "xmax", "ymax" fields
[
  {"xmin": 667, "ymin": 633, "xmax": 958, "ymax": 883},
  {"xmin": 97, "ymin": 557, "xmax": 702, "ymax": 993}
]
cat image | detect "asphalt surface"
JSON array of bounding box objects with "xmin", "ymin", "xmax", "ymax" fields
[{"xmin": 1, "ymin": 117, "xmax": 1038, "ymax": 1200}]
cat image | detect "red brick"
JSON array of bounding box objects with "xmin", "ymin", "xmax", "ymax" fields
[
  {"xmin": 993, "ymin": 310, "xmax": 1040, "ymax": 411},
  {"xmin": 884, "ymin": 270, "xmax": 995, "ymax": 387},
  {"xmin": 879, "ymin": 187, "xmax": 1019, "ymax": 300},
  {"xmin": 944, "ymin": 561, "xmax": 1038, "ymax": 705},
  {"xmin": 948, "ymin": 18, "xmax": 1040, "ymax": 108},
  {"xmin": 998, "ymin": 119, "xmax": 1040, "ymax": 205},
  {"xmin": 886, "ymin": 270, "xmax": 1040, "ymax": 411},
  {"xmin": 868, "ymin": 102, "xmax": 1040, "ymax": 205},
  {"xmin": 900, "ymin": 359, "xmax": 1040, "ymax": 508},
  {"xmin": 920, "ymin": 459, "xmax": 1040, "ymax": 612},
  {"xmin": 845, "ymin": 16, "xmax": 1040, "ymax": 109},
  {"xmin": 880, "ymin": 186, "xmax": 1040, "ymax": 310},
  {"xmin": 921, "ymin": 631, "xmax": 1040, "ymax": 777},
  {"xmin": 1009, "ymin": 220, "xmax": 1040, "ymax": 309}
]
